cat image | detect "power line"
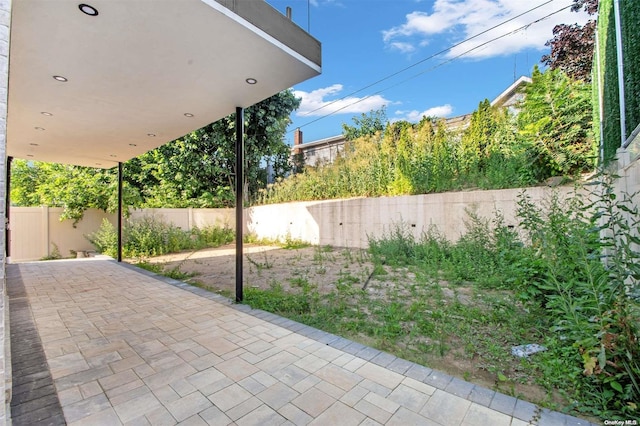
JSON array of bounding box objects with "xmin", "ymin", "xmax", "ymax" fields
[
  {"xmin": 294, "ymin": 1, "xmax": 571, "ymax": 132},
  {"xmin": 298, "ymin": 0, "xmax": 555, "ymax": 119}
]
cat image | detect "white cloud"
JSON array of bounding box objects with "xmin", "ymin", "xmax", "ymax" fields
[
  {"xmin": 394, "ymin": 104, "xmax": 453, "ymax": 122},
  {"xmin": 389, "ymin": 42, "xmax": 417, "ymax": 54},
  {"xmin": 383, "ymin": 0, "xmax": 591, "ymax": 59},
  {"xmin": 309, "ymin": 0, "xmax": 343, "ymax": 7},
  {"xmin": 294, "ymin": 84, "xmax": 391, "ymax": 117}
]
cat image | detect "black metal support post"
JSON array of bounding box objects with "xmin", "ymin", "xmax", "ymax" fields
[
  {"xmin": 6, "ymin": 156, "xmax": 12, "ymax": 258},
  {"xmin": 117, "ymin": 162, "xmax": 123, "ymax": 262},
  {"xmin": 235, "ymin": 107, "xmax": 244, "ymax": 302}
]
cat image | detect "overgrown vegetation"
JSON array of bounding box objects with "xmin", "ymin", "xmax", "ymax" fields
[
  {"xmin": 259, "ymin": 68, "xmax": 594, "ymax": 205},
  {"xmin": 40, "ymin": 243, "xmax": 64, "ymax": 261},
  {"xmin": 87, "ymin": 215, "xmax": 233, "ymax": 259},
  {"xmin": 244, "ymin": 233, "xmax": 311, "ymax": 250},
  {"xmin": 245, "ymin": 174, "xmax": 639, "ymax": 419}
]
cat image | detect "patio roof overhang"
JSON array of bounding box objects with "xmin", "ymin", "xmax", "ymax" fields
[{"xmin": 6, "ymin": 0, "xmax": 321, "ymax": 168}]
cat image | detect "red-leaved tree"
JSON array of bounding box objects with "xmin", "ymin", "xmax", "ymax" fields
[{"xmin": 541, "ymin": 0, "xmax": 598, "ymax": 82}]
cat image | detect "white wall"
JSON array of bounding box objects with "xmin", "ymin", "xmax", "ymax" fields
[
  {"xmin": 246, "ymin": 186, "xmax": 576, "ymax": 248},
  {"xmin": 10, "ymin": 174, "xmax": 638, "ymax": 263},
  {"xmin": 129, "ymin": 208, "xmax": 233, "ymax": 231},
  {"xmin": 612, "ymin": 133, "xmax": 640, "ymax": 254}
]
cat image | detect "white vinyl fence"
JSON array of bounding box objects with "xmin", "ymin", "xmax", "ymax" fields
[{"xmin": 9, "ymin": 207, "xmax": 233, "ymax": 262}]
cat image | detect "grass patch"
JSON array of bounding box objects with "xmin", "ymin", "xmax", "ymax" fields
[
  {"xmin": 135, "ymin": 261, "xmax": 198, "ymax": 281},
  {"xmin": 244, "ymin": 233, "xmax": 311, "ymax": 250}
]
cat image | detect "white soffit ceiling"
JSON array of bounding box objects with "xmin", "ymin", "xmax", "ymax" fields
[{"xmin": 7, "ymin": 0, "xmax": 321, "ymax": 168}]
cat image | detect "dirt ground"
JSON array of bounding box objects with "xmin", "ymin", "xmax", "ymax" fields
[{"xmin": 143, "ymin": 243, "xmax": 374, "ymax": 295}]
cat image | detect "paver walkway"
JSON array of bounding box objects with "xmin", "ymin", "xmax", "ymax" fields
[{"xmin": 7, "ymin": 258, "xmax": 596, "ymax": 426}]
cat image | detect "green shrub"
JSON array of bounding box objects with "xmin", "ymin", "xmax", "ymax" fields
[
  {"xmin": 190, "ymin": 226, "xmax": 234, "ymax": 249},
  {"xmin": 368, "ymin": 224, "xmax": 417, "ymax": 266},
  {"xmin": 87, "ymin": 219, "xmax": 118, "ymax": 258},
  {"xmin": 87, "ymin": 215, "xmax": 233, "ymax": 258}
]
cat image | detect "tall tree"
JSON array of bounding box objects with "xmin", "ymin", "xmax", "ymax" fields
[
  {"xmin": 342, "ymin": 107, "xmax": 388, "ymax": 141},
  {"xmin": 126, "ymin": 89, "xmax": 301, "ymax": 206},
  {"xmin": 541, "ymin": 0, "xmax": 598, "ymax": 82}
]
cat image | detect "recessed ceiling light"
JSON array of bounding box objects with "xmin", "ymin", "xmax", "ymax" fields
[
  {"xmin": 53, "ymin": 75, "xmax": 68, "ymax": 82},
  {"xmin": 246, "ymin": 78, "xmax": 257, "ymax": 85},
  {"xmin": 34, "ymin": 127, "xmax": 45, "ymax": 131},
  {"xmin": 78, "ymin": 3, "xmax": 99, "ymax": 16},
  {"xmin": 129, "ymin": 143, "xmax": 137, "ymax": 147},
  {"xmin": 41, "ymin": 112, "xmax": 53, "ymax": 116},
  {"xmin": 184, "ymin": 113, "xmax": 194, "ymax": 118},
  {"xmin": 29, "ymin": 143, "xmax": 39, "ymax": 146},
  {"xmin": 147, "ymin": 133, "xmax": 156, "ymax": 137}
]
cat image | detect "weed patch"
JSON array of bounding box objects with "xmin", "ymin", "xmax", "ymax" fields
[
  {"xmin": 87, "ymin": 215, "xmax": 233, "ymax": 258},
  {"xmin": 135, "ymin": 261, "xmax": 198, "ymax": 281}
]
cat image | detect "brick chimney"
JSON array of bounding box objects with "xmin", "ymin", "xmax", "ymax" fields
[{"xmin": 293, "ymin": 128, "xmax": 303, "ymax": 154}]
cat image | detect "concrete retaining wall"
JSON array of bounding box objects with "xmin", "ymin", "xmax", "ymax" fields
[{"xmin": 246, "ymin": 186, "xmax": 576, "ymax": 248}]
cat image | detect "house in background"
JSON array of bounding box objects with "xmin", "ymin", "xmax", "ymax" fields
[
  {"xmin": 445, "ymin": 75, "xmax": 531, "ymax": 131},
  {"xmin": 293, "ymin": 75, "xmax": 532, "ymax": 165},
  {"xmin": 490, "ymin": 75, "xmax": 532, "ymax": 110},
  {"xmin": 292, "ymin": 129, "xmax": 346, "ymax": 167}
]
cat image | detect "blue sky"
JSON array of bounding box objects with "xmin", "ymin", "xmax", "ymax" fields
[{"xmin": 265, "ymin": 0, "xmax": 590, "ymax": 145}]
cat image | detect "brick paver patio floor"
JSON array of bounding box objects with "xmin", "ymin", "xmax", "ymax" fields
[{"xmin": 7, "ymin": 258, "xmax": 596, "ymax": 425}]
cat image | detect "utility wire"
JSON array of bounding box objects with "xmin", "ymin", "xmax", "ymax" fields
[
  {"xmin": 298, "ymin": 0, "xmax": 555, "ymax": 118},
  {"xmin": 294, "ymin": 2, "xmax": 572, "ymax": 132}
]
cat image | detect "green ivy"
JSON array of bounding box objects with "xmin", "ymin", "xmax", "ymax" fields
[{"xmin": 596, "ymin": 0, "xmax": 640, "ymax": 162}]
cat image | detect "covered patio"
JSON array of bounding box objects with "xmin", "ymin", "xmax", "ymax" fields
[
  {"xmin": 7, "ymin": 258, "xmax": 594, "ymax": 425},
  {"xmin": 1, "ymin": 0, "xmax": 323, "ymax": 420}
]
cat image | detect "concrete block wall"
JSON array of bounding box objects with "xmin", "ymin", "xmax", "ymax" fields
[
  {"xmin": 0, "ymin": 0, "xmax": 10, "ymax": 422},
  {"xmin": 616, "ymin": 131, "xmax": 640, "ymax": 196}
]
